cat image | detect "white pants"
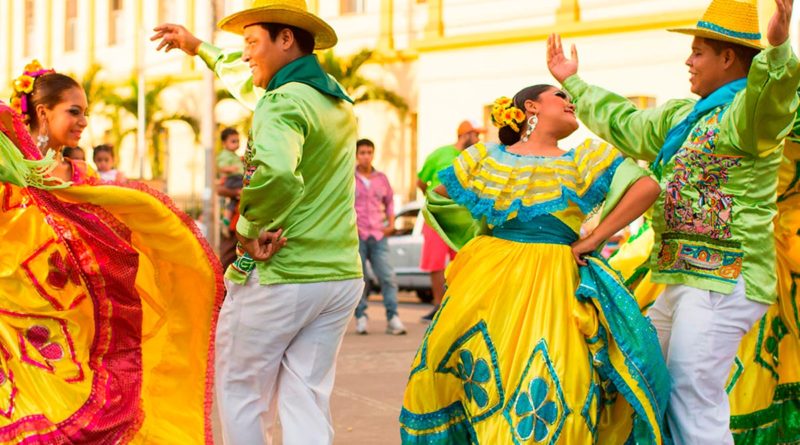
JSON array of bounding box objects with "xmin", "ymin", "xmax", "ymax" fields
[
  {"xmin": 648, "ymin": 279, "xmax": 769, "ymax": 445},
  {"xmin": 215, "ymin": 272, "xmax": 363, "ymax": 445}
]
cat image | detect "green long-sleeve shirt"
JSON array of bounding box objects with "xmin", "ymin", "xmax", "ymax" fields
[
  {"xmin": 199, "ymin": 43, "xmax": 362, "ymax": 285},
  {"xmin": 564, "ymin": 40, "xmax": 800, "ymax": 304}
]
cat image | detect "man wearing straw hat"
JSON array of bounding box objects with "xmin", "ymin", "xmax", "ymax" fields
[
  {"xmin": 547, "ymin": 0, "xmax": 798, "ymax": 443},
  {"xmin": 152, "ymin": 2, "xmax": 363, "ymax": 444}
]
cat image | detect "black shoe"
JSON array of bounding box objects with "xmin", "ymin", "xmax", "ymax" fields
[{"xmin": 420, "ymin": 305, "xmax": 439, "ymax": 324}]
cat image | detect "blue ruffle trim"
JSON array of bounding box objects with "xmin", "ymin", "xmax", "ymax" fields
[
  {"xmin": 399, "ymin": 403, "xmax": 477, "ymax": 444},
  {"xmin": 438, "ymin": 155, "xmax": 624, "ymax": 227},
  {"xmin": 577, "ymin": 255, "xmax": 672, "ymax": 445}
]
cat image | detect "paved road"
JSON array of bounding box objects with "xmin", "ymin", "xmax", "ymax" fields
[{"xmin": 212, "ymin": 294, "xmax": 432, "ymax": 444}]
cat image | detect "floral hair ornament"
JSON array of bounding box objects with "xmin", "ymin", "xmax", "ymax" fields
[
  {"xmin": 9, "ymin": 60, "xmax": 55, "ymax": 124},
  {"xmin": 490, "ymin": 96, "xmax": 526, "ymax": 133}
]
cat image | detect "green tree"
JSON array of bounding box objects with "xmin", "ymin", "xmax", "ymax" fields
[
  {"xmin": 105, "ymin": 78, "xmax": 200, "ymax": 179},
  {"xmin": 319, "ymin": 49, "xmax": 409, "ymax": 114}
]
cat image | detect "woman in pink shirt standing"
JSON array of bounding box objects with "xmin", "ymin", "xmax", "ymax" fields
[{"xmin": 353, "ymin": 139, "xmax": 407, "ymax": 335}]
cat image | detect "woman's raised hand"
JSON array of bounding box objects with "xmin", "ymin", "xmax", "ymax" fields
[{"xmin": 546, "ymin": 33, "xmax": 579, "ymax": 84}]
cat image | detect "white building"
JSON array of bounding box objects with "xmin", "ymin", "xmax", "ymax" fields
[{"xmin": 0, "ymin": 0, "xmax": 790, "ymax": 205}]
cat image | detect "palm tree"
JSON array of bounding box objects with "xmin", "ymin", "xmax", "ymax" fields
[
  {"xmin": 318, "ymin": 49, "xmax": 409, "ymax": 114},
  {"xmin": 80, "ymin": 64, "xmax": 113, "ymax": 116},
  {"xmin": 76, "ymin": 64, "xmax": 117, "ymax": 148},
  {"xmin": 105, "ymin": 78, "xmax": 200, "ymax": 179}
]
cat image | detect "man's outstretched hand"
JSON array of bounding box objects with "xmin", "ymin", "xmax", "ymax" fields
[
  {"xmin": 768, "ymin": 0, "xmax": 794, "ymax": 47},
  {"xmin": 151, "ymin": 24, "xmax": 202, "ymax": 56}
]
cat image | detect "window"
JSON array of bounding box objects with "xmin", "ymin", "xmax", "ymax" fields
[
  {"xmin": 159, "ymin": 0, "xmax": 178, "ymax": 24},
  {"xmin": 214, "ymin": 0, "xmax": 233, "ymax": 23},
  {"xmin": 340, "ymin": 0, "xmax": 366, "ymax": 15},
  {"xmin": 109, "ymin": 0, "xmax": 124, "ymax": 46},
  {"xmin": 393, "ymin": 207, "xmax": 419, "ymax": 236},
  {"xmin": 65, "ymin": 0, "xmax": 78, "ymax": 52},
  {"xmin": 24, "ymin": 0, "xmax": 35, "ymax": 56},
  {"xmin": 626, "ymin": 96, "xmax": 657, "ymax": 109}
]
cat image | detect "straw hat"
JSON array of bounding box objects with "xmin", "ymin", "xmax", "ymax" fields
[
  {"xmin": 669, "ymin": 0, "xmax": 763, "ymax": 50},
  {"xmin": 218, "ymin": 0, "xmax": 337, "ymax": 50}
]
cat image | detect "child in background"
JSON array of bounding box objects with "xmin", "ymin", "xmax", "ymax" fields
[
  {"xmin": 62, "ymin": 146, "xmax": 86, "ymax": 161},
  {"xmin": 93, "ymin": 144, "xmax": 125, "ymax": 183},
  {"xmin": 217, "ymin": 128, "xmax": 243, "ymax": 177},
  {"xmin": 216, "ymin": 128, "xmax": 243, "ymax": 228}
]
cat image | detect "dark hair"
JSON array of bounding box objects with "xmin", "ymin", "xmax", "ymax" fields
[
  {"xmin": 701, "ymin": 38, "xmax": 760, "ymax": 72},
  {"xmin": 62, "ymin": 146, "xmax": 84, "ymax": 158},
  {"xmin": 93, "ymin": 144, "xmax": 114, "ymax": 161},
  {"xmin": 498, "ymin": 84, "xmax": 554, "ymax": 146},
  {"xmin": 356, "ymin": 138, "xmax": 375, "ymax": 150},
  {"xmin": 221, "ymin": 127, "xmax": 239, "ymax": 142},
  {"xmin": 25, "ymin": 73, "xmax": 82, "ymax": 130},
  {"xmin": 260, "ymin": 23, "xmax": 315, "ymax": 55}
]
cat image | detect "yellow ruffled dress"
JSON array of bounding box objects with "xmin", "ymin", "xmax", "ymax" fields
[
  {"xmin": 401, "ymin": 140, "xmax": 670, "ymax": 444},
  {"xmin": 0, "ymin": 103, "xmax": 222, "ymax": 444}
]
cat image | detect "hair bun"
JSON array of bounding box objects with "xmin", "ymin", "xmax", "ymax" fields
[{"xmin": 9, "ymin": 60, "xmax": 55, "ymax": 123}]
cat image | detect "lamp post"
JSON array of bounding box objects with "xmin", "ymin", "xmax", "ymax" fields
[{"xmin": 202, "ymin": 0, "xmax": 219, "ymax": 250}]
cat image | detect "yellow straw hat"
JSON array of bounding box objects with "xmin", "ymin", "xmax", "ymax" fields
[
  {"xmin": 668, "ymin": 0, "xmax": 763, "ymax": 50},
  {"xmin": 218, "ymin": 0, "xmax": 337, "ymax": 50}
]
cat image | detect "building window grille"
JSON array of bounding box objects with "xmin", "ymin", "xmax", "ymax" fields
[
  {"xmin": 24, "ymin": 0, "xmax": 36, "ymax": 56},
  {"xmin": 340, "ymin": 0, "xmax": 366, "ymax": 15},
  {"xmin": 65, "ymin": 0, "xmax": 78, "ymax": 52},
  {"xmin": 109, "ymin": 0, "xmax": 125, "ymax": 46}
]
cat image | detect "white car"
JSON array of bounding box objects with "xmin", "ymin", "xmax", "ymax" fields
[{"xmin": 365, "ymin": 202, "xmax": 433, "ymax": 303}]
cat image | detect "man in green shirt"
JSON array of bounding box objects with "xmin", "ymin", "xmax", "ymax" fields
[
  {"xmin": 152, "ymin": 1, "xmax": 362, "ymax": 443},
  {"xmin": 417, "ymin": 120, "xmax": 483, "ymax": 322},
  {"xmin": 547, "ymin": 0, "xmax": 798, "ymax": 442}
]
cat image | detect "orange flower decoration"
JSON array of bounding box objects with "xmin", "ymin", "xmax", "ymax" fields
[
  {"xmin": 490, "ymin": 96, "xmax": 525, "ymax": 133},
  {"xmin": 24, "ymin": 60, "xmax": 44, "ymax": 73},
  {"xmin": 14, "ymin": 75, "xmax": 34, "ymax": 94},
  {"xmin": 9, "ymin": 97, "xmax": 22, "ymax": 115}
]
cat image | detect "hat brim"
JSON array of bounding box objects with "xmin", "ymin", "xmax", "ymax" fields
[
  {"xmin": 218, "ymin": 6, "xmax": 337, "ymax": 50},
  {"xmin": 668, "ymin": 27, "xmax": 764, "ymax": 50}
]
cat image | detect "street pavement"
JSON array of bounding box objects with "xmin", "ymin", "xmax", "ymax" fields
[{"xmin": 212, "ymin": 293, "xmax": 432, "ymax": 444}]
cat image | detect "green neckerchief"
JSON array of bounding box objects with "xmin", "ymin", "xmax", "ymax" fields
[{"xmin": 266, "ymin": 54, "xmax": 353, "ymax": 103}]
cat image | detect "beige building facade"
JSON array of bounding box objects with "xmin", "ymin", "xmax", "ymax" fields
[{"xmin": 0, "ymin": 0, "xmax": 791, "ymax": 205}]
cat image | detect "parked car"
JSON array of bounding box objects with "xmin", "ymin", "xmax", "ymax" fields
[{"xmin": 365, "ymin": 201, "xmax": 433, "ymax": 303}]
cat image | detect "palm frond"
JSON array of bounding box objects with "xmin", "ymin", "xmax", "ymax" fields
[
  {"xmin": 352, "ymin": 78, "xmax": 409, "ymax": 113},
  {"xmin": 345, "ymin": 49, "xmax": 374, "ymax": 79},
  {"xmin": 317, "ymin": 48, "xmax": 408, "ymax": 114}
]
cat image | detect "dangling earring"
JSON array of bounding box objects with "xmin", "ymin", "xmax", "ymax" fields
[
  {"xmin": 521, "ymin": 115, "xmax": 538, "ymax": 142},
  {"xmin": 37, "ymin": 120, "xmax": 50, "ymax": 151}
]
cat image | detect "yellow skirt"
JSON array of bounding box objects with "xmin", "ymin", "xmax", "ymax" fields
[
  {"xmin": 0, "ymin": 182, "xmax": 222, "ymax": 444},
  {"xmin": 401, "ymin": 235, "xmax": 664, "ymax": 444}
]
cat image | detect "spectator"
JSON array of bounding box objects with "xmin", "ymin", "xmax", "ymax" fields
[
  {"xmin": 62, "ymin": 146, "xmax": 85, "ymax": 161},
  {"xmin": 93, "ymin": 144, "xmax": 125, "ymax": 183},
  {"xmin": 216, "ymin": 128, "xmax": 244, "ymax": 270},
  {"xmin": 416, "ymin": 120, "xmax": 484, "ymax": 322},
  {"xmin": 353, "ymin": 139, "xmax": 406, "ymax": 335}
]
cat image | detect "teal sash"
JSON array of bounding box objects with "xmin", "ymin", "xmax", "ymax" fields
[{"xmin": 491, "ymin": 215, "xmax": 578, "ymax": 245}]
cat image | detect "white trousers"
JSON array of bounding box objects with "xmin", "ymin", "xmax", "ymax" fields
[
  {"xmin": 648, "ymin": 279, "xmax": 768, "ymax": 445},
  {"xmin": 215, "ymin": 272, "xmax": 363, "ymax": 445}
]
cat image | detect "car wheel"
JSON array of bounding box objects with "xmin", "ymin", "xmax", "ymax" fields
[{"xmin": 416, "ymin": 289, "xmax": 433, "ymax": 304}]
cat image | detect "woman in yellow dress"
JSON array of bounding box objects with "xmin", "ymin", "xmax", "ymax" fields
[
  {"xmin": 0, "ymin": 62, "xmax": 222, "ymax": 443},
  {"xmin": 401, "ymin": 85, "xmax": 669, "ymax": 444}
]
